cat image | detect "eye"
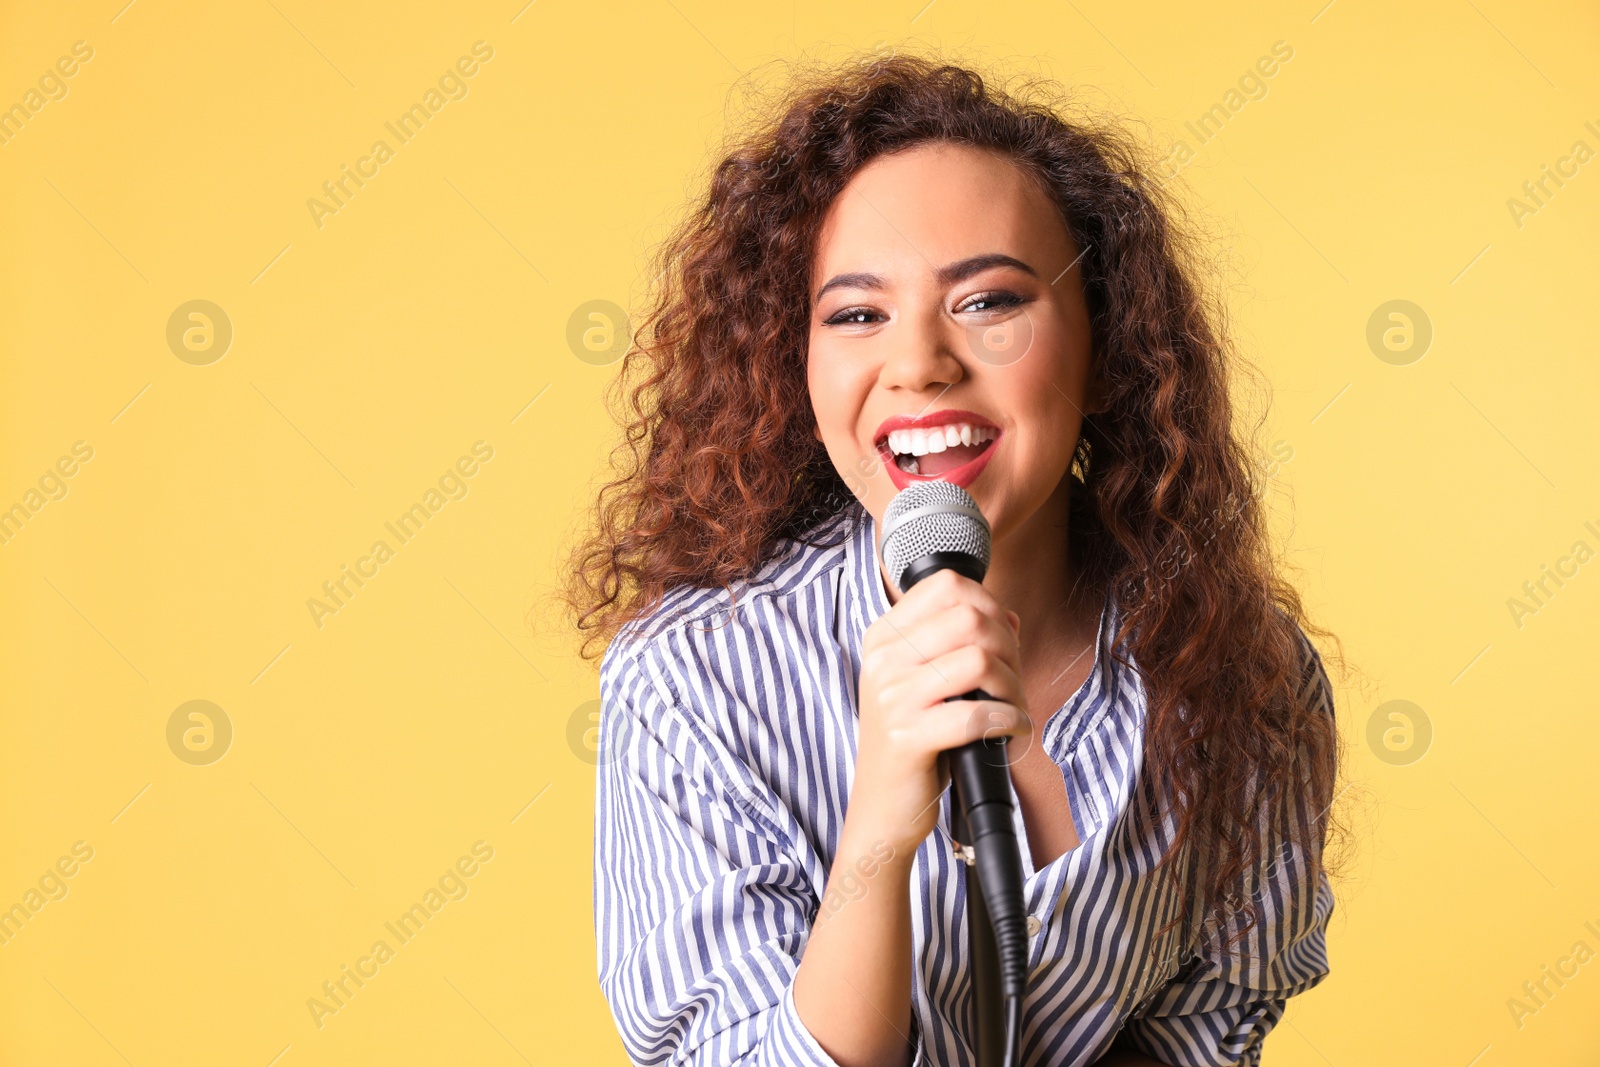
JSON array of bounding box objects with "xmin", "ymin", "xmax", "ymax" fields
[
  {"xmin": 822, "ymin": 306, "xmax": 885, "ymax": 326},
  {"xmin": 955, "ymin": 290, "xmax": 1025, "ymax": 314}
]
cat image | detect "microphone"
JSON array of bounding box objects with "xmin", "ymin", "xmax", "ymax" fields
[{"xmin": 879, "ymin": 480, "xmax": 1028, "ymax": 1067}]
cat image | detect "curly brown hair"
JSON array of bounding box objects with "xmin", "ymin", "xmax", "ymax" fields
[{"xmin": 561, "ymin": 52, "xmax": 1346, "ymax": 957}]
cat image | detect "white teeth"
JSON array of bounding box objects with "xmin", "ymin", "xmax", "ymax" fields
[{"xmin": 885, "ymin": 422, "xmax": 996, "ymax": 456}]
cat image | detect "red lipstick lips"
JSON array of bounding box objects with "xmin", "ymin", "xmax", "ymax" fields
[{"xmin": 873, "ymin": 408, "xmax": 1001, "ymax": 491}]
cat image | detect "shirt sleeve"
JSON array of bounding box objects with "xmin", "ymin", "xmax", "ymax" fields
[
  {"xmin": 1118, "ymin": 632, "xmax": 1338, "ymax": 1067},
  {"xmin": 593, "ymin": 635, "xmax": 925, "ymax": 1067}
]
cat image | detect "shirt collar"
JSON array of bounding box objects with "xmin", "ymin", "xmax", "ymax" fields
[{"xmin": 841, "ymin": 500, "xmax": 891, "ymax": 652}]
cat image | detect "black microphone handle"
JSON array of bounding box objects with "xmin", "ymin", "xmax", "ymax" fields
[
  {"xmin": 892, "ymin": 542, "xmax": 1028, "ymax": 1061},
  {"xmin": 947, "ymin": 690, "xmax": 1030, "ymax": 1001}
]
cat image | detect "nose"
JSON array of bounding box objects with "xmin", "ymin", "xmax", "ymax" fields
[{"xmin": 878, "ymin": 306, "xmax": 967, "ymax": 395}]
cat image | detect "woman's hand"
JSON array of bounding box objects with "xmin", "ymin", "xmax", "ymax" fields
[
  {"xmin": 792, "ymin": 567, "xmax": 1030, "ymax": 1067},
  {"xmin": 850, "ymin": 567, "xmax": 1032, "ymax": 856}
]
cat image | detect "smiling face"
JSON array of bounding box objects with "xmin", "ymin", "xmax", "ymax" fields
[{"xmin": 806, "ymin": 140, "xmax": 1099, "ymax": 548}]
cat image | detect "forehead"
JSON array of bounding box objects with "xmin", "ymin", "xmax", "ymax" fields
[{"xmin": 811, "ymin": 142, "xmax": 1071, "ymax": 281}]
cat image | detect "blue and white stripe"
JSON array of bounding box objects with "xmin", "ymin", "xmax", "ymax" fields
[{"xmin": 594, "ymin": 500, "xmax": 1335, "ymax": 1066}]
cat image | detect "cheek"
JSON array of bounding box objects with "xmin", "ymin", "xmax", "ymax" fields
[
  {"xmin": 806, "ymin": 339, "xmax": 888, "ymax": 503},
  {"xmin": 804, "ymin": 349, "xmax": 825, "ymax": 413},
  {"xmin": 986, "ymin": 356, "xmax": 1086, "ymax": 468},
  {"xmin": 805, "ymin": 362, "xmax": 835, "ymax": 442},
  {"xmin": 1018, "ymin": 318, "xmax": 1092, "ymax": 420},
  {"xmin": 806, "ymin": 341, "xmax": 868, "ymax": 433}
]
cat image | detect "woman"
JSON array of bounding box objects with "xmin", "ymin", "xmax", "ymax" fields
[{"xmin": 568, "ymin": 54, "xmax": 1344, "ymax": 1067}]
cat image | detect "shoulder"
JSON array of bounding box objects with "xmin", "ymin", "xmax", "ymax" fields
[
  {"xmin": 1287, "ymin": 618, "xmax": 1336, "ymax": 725},
  {"xmin": 599, "ymin": 503, "xmax": 859, "ymax": 711},
  {"xmin": 595, "ymin": 506, "xmax": 860, "ymax": 847}
]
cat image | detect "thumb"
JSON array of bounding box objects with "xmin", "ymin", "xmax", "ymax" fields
[{"xmin": 1006, "ymin": 610, "xmax": 1020, "ymax": 634}]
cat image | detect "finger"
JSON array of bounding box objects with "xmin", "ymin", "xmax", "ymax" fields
[
  {"xmin": 905, "ymin": 567, "xmax": 1009, "ymax": 617},
  {"xmin": 896, "ymin": 644, "xmax": 1027, "ymax": 713},
  {"xmin": 892, "ymin": 601, "xmax": 1021, "ymax": 676},
  {"xmin": 918, "ymin": 699, "xmax": 1032, "ymax": 754},
  {"xmin": 871, "ymin": 568, "xmax": 1007, "ymax": 638},
  {"xmin": 910, "ymin": 574, "xmax": 1021, "ymax": 665}
]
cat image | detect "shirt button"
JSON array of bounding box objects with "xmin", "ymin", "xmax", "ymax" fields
[{"xmin": 1026, "ymin": 915, "xmax": 1043, "ymax": 937}]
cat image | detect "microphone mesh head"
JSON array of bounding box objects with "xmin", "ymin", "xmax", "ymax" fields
[{"xmin": 879, "ymin": 481, "xmax": 992, "ymax": 592}]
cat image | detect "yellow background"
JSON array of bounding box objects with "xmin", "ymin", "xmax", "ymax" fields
[{"xmin": 2, "ymin": 0, "xmax": 1597, "ymax": 1063}]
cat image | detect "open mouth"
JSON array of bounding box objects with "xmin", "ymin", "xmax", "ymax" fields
[
  {"xmin": 871, "ymin": 411, "xmax": 1002, "ymax": 490},
  {"xmin": 881, "ymin": 422, "xmax": 997, "ymax": 477}
]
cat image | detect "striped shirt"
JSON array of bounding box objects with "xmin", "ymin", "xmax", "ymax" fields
[{"xmin": 594, "ymin": 499, "xmax": 1335, "ymax": 1067}]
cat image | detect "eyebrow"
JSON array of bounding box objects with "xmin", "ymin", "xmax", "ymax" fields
[{"xmin": 813, "ymin": 253, "xmax": 1037, "ymax": 302}]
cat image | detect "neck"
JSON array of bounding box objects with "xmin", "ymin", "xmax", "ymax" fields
[{"xmin": 992, "ymin": 481, "xmax": 1081, "ymax": 644}]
